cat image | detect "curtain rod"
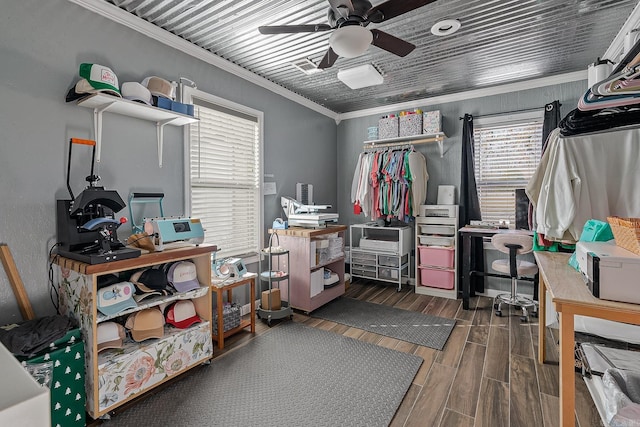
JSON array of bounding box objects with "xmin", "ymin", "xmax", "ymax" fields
[{"xmin": 458, "ymin": 104, "xmax": 561, "ymax": 120}]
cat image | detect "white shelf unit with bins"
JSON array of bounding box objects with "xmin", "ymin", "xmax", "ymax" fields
[
  {"xmin": 363, "ymin": 132, "xmax": 447, "ymax": 157},
  {"xmin": 76, "ymin": 93, "xmax": 198, "ymax": 166},
  {"xmin": 55, "ymin": 245, "xmax": 215, "ymax": 419},
  {"xmin": 415, "ymin": 205, "xmax": 459, "ymax": 299},
  {"xmin": 350, "ymin": 223, "xmax": 412, "ymax": 291}
]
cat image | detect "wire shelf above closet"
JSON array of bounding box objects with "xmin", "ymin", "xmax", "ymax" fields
[{"xmin": 362, "ymin": 132, "xmax": 447, "ymax": 157}]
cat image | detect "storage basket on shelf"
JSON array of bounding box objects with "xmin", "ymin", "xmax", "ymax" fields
[{"xmin": 608, "ymin": 216, "xmax": 640, "ymax": 255}]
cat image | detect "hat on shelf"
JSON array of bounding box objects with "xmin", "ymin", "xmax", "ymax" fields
[
  {"xmin": 96, "ymin": 282, "xmax": 137, "ymax": 316},
  {"xmin": 130, "ymin": 268, "xmax": 171, "ymax": 302},
  {"xmin": 165, "ymin": 300, "xmax": 201, "ymax": 329},
  {"xmin": 97, "ymin": 273, "xmax": 121, "ymax": 290},
  {"xmin": 125, "ymin": 308, "xmax": 165, "ymax": 342},
  {"xmin": 167, "ymin": 261, "xmax": 201, "ymax": 293},
  {"xmin": 65, "ymin": 63, "xmax": 121, "ymax": 102},
  {"xmin": 97, "ymin": 322, "xmax": 126, "ymax": 352},
  {"xmin": 121, "ymin": 82, "xmax": 152, "ymax": 105},
  {"xmin": 141, "ymin": 76, "xmax": 175, "ymax": 100}
]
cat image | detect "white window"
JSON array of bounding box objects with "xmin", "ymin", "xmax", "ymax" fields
[
  {"xmin": 473, "ymin": 111, "xmax": 543, "ymax": 224},
  {"xmin": 183, "ymin": 87, "xmax": 263, "ymax": 260}
]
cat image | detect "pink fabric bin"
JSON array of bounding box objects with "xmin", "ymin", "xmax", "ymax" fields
[
  {"xmin": 417, "ymin": 246, "xmax": 455, "ymax": 268},
  {"xmin": 418, "ymin": 267, "xmax": 455, "ymax": 289}
]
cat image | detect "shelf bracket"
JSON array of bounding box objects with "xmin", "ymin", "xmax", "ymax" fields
[
  {"xmin": 156, "ymin": 118, "xmax": 180, "ymax": 167},
  {"xmin": 437, "ymin": 137, "xmax": 444, "ymax": 158},
  {"xmin": 92, "ymin": 102, "xmax": 117, "ymax": 162}
]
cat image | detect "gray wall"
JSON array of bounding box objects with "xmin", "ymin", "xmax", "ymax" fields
[
  {"xmin": 337, "ymin": 80, "xmax": 588, "ymax": 294},
  {"xmin": 0, "ymin": 0, "xmax": 337, "ymax": 324},
  {"xmin": 0, "ymin": 0, "xmax": 592, "ymax": 322}
]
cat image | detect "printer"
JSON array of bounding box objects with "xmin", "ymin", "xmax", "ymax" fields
[{"xmin": 576, "ymin": 240, "xmax": 640, "ymax": 304}]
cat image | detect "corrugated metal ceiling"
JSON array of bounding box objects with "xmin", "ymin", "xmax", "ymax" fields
[{"xmin": 105, "ymin": 0, "xmax": 638, "ymax": 113}]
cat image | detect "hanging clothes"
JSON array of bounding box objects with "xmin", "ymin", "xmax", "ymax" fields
[
  {"xmin": 407, "ymin": 149, "xmax": 428, "ymax": 217},
  {"xmin": 526, "ymin": 127, "xmax": 640, "ymax": 242},
  {"xmin": 350, "ymin": 146, "xmax": 428, "ymax": 221}
]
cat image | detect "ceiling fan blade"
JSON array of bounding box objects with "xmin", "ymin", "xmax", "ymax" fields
[
  {"xmin": 328, "ymin": 0, "xmax": 354, "ymax": 12},
  {"xmin": 258, "ymin": 24, "xmax": 333, "ymax": 34},
  {"xmin": 318, "ymin": 47, "xmax": 339, "ymax": 69},
  {"xmin": 368, "ymin": 0, "xmax": 438, "ymax": 23},
  {"xmin": 370, "ymin": 29, "xmax": 415, "ymax": 57}
]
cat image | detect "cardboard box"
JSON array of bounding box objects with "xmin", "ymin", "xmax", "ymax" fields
[{"xmin": 261, "ymin": 288, "xmax": 281, "ymax": 310}]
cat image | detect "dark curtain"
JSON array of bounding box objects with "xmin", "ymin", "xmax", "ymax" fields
[
  {"xmin": 460, "ymin": 114, "xmax": 481, "ymax": 226},
  {"xmin": 541, "ymin": 100, "xmax": 561, "ymax": 153},
  {"xmin": 459, "ymin": 114, "xmax": 483, "ymax": 293}
]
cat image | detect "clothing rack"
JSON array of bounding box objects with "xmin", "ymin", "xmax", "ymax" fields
[{"xmin": 363, "ymin": 133, "xmax": 445, "ymax": 157}]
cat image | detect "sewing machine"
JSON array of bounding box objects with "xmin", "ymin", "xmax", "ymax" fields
[
  {"xmin": 281, "ymin": 196, "xmax": 339, "ymax": 228},
  {"xmin": 143, "ymin": 216, "xmax": 205, "ymax": 251}
]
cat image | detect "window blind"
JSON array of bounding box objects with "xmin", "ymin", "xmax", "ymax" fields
[
  {"xmin": 189, "ymin": 97, "xmax": 261, "ymax": 258},
  {"xmin": 473, "ymin": 120, "xmax": 542, "ymax": 224}
]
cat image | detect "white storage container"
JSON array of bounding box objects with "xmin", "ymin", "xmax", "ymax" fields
[
  {"xmin": 419, "ymin": 235, "xmax": 455, "ymax": 246},
  {"xmin": 419, "ymin": 224, "xmax": 456, "ymax": 235}
]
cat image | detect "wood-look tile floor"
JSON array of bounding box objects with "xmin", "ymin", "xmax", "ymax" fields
[{"xmin": 217, "ymin": 279, "xmax": 603, "ymax": 427}]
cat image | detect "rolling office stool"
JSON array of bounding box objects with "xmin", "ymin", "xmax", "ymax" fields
[{"xmin": 491, "ymin": 233, "xmax": 539, "ymax": 322}]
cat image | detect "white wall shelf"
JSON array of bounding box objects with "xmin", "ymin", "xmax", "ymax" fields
[
  {"xmin": 77, "ymin": 93, "xmax": 198, "ymax": 167},
  {"xmin": 362, "ymin": 132, "xmax": 447, "ymax": 157}
]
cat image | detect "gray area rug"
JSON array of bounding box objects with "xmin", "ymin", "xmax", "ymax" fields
[
  {"xmin": 312, "ymin": 297, "xmax": 456, "ymax": 350},
  {"xmin": 108, "ymin": 322, "xmax": 423, "ymax": 427}
]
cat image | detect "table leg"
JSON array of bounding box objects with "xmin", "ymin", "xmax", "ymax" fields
[
  {"xmin": 216, "ymin": 288, "xmax": 225, "ymax": 350},
  {"xmin": 538, "ymin": 274, "xmax": 547, "ymax": 364},
  {"xmin": 250, "ymin": 278, "xmax": 256, "ymax": 333},
  {"xmin": 559, "ymin": 309, "xmax": 576, "ymax": 427},
  {"xmin": 461, "ymin": 233, "xmax": 471, "ymax": 310}
]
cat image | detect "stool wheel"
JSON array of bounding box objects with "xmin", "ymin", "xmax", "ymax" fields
[
  {"xmin": 520, "ymin": 316, "xmax": 529, "ymax": 323},
  {"xmin": 495, "ymin": 310, "xmax": 502, "ymax": 317}
]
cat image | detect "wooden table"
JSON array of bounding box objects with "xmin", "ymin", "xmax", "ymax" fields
[
  {"xmin": 211, "ymin": 273, "xmax": 256, "ymax": 349},
  {"xmin": 535, "ymin": 252, "xmax": 640, "ymax": 427},
  {"xmin": 459, "ymin": 227, "xmax": 535, "ymax": 309}
]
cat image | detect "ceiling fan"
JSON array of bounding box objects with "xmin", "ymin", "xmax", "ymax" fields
[{"xmin": 258, "ymin": 0, "xmax": 438, "ymax": 69}]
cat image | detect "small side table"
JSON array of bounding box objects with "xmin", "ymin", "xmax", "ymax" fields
[{"xmin": 211, "ymin": 273, "xmax": 256, "ymax": 349}]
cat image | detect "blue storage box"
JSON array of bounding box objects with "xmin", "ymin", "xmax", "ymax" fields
[
  {"xmin": 155, "ymin": 96, "xmax": 172, "ymax": 110},
  {"xmin": 171, "ymin": 100, "xmax": 189, "ymax": 115}
]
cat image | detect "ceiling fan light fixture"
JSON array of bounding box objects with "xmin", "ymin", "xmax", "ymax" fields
[
  {"xmin": 329, "ymin": 25, "xmax": 373, "ymax": 58},
  {"xmin": 430, "ymin": 19, "xmax": 461, "ymax": 37},
  {"xmin": 337, "ymin": 64, "xmax": 383, "ymax": 89}
]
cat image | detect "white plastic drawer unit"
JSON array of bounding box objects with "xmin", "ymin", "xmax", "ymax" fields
[
  {"xmin": 419, "ymin": 224, "xmax": 456, "ymax": 235},
  {"xmin": 351, "ymin": 267, "xmax": 376, "ymax": 278},
  {"xmin": 378, "ymin": 267, "xmax": 400, "ymax": 280},
  {"xmin": 419, "ymin": 217, "xmax": 457, "ymax": 225},
  {"xmin": 419, "ymin": 205, "xmax": 457, "ymax": 218},
  {"xmin": 418, "ymin": 235, "xmax": 455, "ymax": 247},
  {"xmin": 351, "ymin": 250, "xmax": 377, "ymax": 266},
  {"xmin": 378, "ymin": 253, "xmax": 409, "ymax": 268}
]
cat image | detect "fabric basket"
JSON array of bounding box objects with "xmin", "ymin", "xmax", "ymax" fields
[{"xmin": 608, "ymin": 216, "xmax": 640, "ymax": 255}]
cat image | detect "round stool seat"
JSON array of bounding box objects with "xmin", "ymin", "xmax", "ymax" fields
[{"xmin": 491, "ymin": 259, "xmax": 538, "ymax": 276}]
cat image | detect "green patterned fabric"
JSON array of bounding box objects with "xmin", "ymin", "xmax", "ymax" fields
[{"xmin": 21, "ymin": 329, "xmax": 85, "ymax": 427}]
